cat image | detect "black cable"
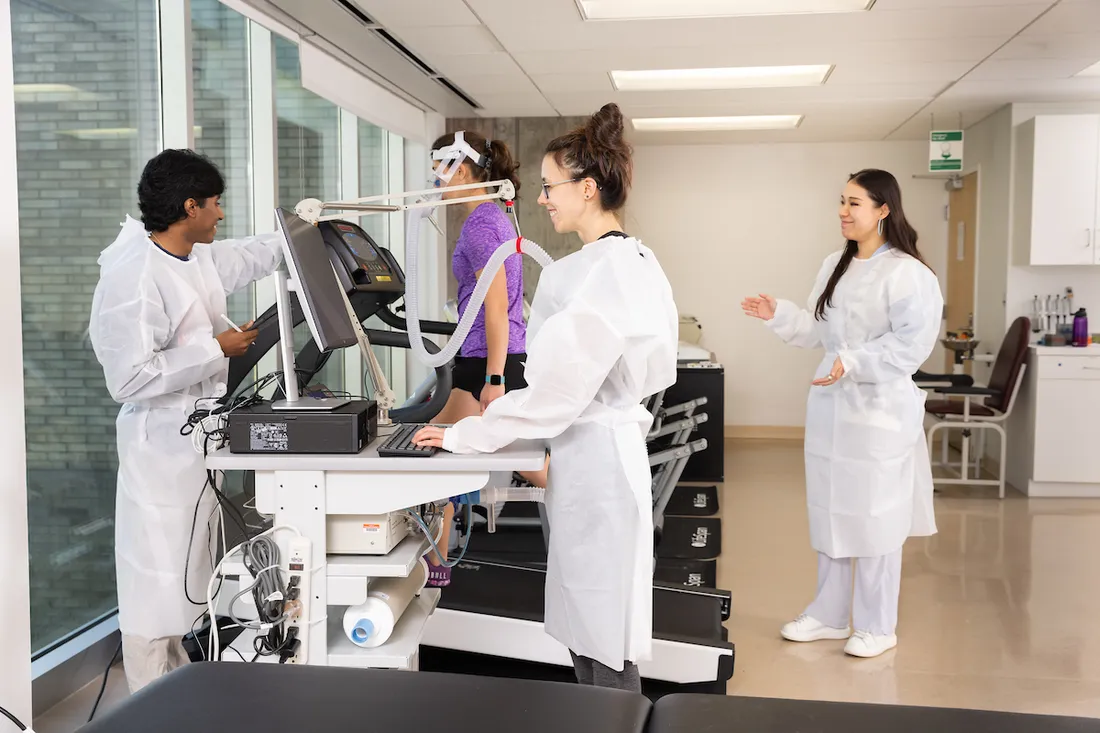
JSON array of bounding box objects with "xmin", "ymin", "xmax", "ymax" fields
[
  {"xmin": 88, "ymin": 640, "xmax": 123, "ymax": 723},
  {"xmin": 0, "ymin": 705, "xmax": 27, "ymax": 731}
]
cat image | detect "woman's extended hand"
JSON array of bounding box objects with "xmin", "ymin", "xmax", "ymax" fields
[
  {"xmin": 741, "ymin": 294, "xmax": 777, "ymax": 321},
  {"xmin": 413, "ymin": 425, "xmax": 447, "ymax": 449},
  {"xmin": 812, "ymin": 357, "xmax": 846, "ymax": 387}
]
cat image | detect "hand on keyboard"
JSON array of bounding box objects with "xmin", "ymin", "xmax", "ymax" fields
[
  {"xmin": 412, "ymin": 425, "xmax": 446, "ymax": 450},
  {"xmin": 378, "ymin": 423, "xmax": 440, "ymax": 458}
]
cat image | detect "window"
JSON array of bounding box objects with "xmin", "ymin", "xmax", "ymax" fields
[
  {"xmin": 358, "ymin": 121, "xmax": 393, "ymax": 389},
  {"xmin": 274, "ymin": 36, "xmax": 346, "ymax": 393},
  {"xmin": 192, "ymin": 0, "xmax": 253, "ymax": 327},
  {"xmin": 14, "ymin": 0, "xmax": 161, "ymax": 652}
]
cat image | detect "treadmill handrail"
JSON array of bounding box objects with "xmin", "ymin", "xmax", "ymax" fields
[
  {"xmin": 649, "ymin": 439, "xmax": 708, "ymax": 468},
  {"xmin": 650, "ymin": 413, "xmax": 708, "ymax": 441},
  {"xmin": 377, "ymin": 304, "xmax": 457, "ymax": 336}
]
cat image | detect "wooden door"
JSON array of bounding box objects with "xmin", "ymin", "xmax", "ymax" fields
[{"xmin": 946, "ymin": 172, "xmax": 979, "ymax": 374}]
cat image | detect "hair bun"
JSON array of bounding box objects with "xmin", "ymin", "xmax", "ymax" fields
[{"xmin": 586, "ymin": 103, "xmax": 625, "ymax": 149}]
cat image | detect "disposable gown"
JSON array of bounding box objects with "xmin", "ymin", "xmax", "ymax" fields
[
  {"xmin": 443, "ymin": 236, "xmax": 679, "ymax": 671},
  {"xmin": 768, "ymin": 247, "xmax": 943, "ymax": 559},
  {"xmin": 89, "ymin": 216, "xmax": 283, "ymax": 639}
]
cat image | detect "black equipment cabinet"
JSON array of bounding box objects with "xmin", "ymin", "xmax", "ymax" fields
[{"xmin": 663, "ymin": 362, "xmax": 725, "ymax": 483}]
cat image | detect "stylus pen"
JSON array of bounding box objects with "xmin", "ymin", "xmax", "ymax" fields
[{"xmin": 220, "ymin": 314, "xmax": 243, "ymax": 333}]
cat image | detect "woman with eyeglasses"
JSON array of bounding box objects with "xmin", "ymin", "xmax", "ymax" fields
[{"xmin": 416, "ymin": 103, "xmax": 680, "ymax": 691}]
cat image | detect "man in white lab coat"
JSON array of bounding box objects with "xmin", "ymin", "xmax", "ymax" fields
[{"xmin": 89, "ymin": 150, "xmax": 284, "ymax": 691}]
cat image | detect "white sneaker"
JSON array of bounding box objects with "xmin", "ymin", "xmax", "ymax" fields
[
  {"xmin": 780, "ymin": 614, "xmax": 851, "ymax": 643},
  {"xmin": 844, "ymin": 630, "xmax": 898, "ymax": 658}
]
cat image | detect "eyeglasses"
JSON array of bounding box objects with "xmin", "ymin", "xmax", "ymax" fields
[{"xmin": 541, "ymin": 178, "xmax": 583, "ymax": 199}]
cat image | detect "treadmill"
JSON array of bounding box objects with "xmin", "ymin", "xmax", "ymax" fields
[{"xmin": 226, "ymin": 219, "xmax": 734, "ymax": 695}]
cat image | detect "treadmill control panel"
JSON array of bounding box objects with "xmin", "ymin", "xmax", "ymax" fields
[{"xmin": 320, "ymin": 220, "xmax": 405, "ymax": 294}]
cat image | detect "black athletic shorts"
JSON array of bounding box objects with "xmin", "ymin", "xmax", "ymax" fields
[{"xmin": 452, "ymin": 353, "xmax": 528, "ymax": 400}]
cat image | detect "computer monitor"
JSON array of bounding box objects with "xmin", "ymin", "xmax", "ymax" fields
[
  {"xmin": 276, "ymin": 207, "xmax": 358, "ymax": 351},
  {"xmin": 271, "ymin": 207, "xmax": 357, "ymax": 411}
]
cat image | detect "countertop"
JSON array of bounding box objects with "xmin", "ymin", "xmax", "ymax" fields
[{"xmin": 1031, "ymin": 344, "xmax": 1100, "ymax": 355}]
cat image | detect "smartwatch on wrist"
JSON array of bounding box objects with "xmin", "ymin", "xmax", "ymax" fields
[{"xmin": 485, "ymin": 374, "xmax": 505, "ymax": 386}]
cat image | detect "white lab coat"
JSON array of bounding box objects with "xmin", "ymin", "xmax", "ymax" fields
[
  {"xmin": 768, "ymin": 247, "xmax": 942, "ymax": 559},
  {"xmin": 89, "ymin": 216, "xmax": 283, "ymax": 640},
  {"xmin": 444, "ymin": 236, "xmax": 679, "ymax": 671}
]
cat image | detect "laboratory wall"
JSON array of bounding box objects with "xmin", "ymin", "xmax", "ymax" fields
[
  {"xmin": 630, "ymin": 141, "xmax": 950, "ymax": 429},
  {"xmin": 965, "ymin": 105, "xmax": 1013, "ymax": 385}
]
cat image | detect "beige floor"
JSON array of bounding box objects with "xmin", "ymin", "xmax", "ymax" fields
[
  {"xmin": 719, "ymin": 439, "xmax": 1100, "ymax": 718},
  {"xmin": 34, "ymin": 438, "xmax": 1100, "ymax": 729}
]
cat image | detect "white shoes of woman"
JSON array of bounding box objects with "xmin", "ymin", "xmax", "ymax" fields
[
  {"xmin": 780, "ymin": 615, "xmax": 898, "ymax": 658},
  {"xmin": 843, "ymin": 630, "xmax": 898, "ymax": 658}
]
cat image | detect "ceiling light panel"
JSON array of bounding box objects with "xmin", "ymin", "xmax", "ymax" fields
[
  {"xmin": 1076, "ymin": 60, "xmax": 1100, "ymax": 77},
  {"xmin": 632, "ymin": 115, "xmax": 804, "ymax": 131},
  {"xmin": 611, "ymin": 65, "xmax": 832, "ymax": 91},
  {"xmin": 578, "ymin": 0, "xmax": 874, "ymax": 21}
]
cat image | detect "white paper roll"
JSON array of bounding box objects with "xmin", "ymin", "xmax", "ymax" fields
[{"xmin": 342, "ymin": 557, "xmax": 429, "ymax": 648}]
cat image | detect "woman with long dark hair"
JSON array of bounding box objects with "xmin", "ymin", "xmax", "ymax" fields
[{"xmin": 742, "ymin": 169, "xmax": 943, "ymax": 659}]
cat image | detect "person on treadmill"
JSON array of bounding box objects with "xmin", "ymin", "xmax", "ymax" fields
[
  {"xmin": 414, "ymin": 103, "xmax": 679, "ymax": 692},
  {"xmin": 423, "ymin": 131, "xmax": 545, "ymax": 588}
]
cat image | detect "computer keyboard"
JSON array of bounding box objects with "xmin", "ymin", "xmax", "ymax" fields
[{"xmin": 377, "ymin": 423, "xmax": 438, "ymax": 458}]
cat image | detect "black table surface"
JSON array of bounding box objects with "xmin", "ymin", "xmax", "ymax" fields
[
  {"xmin": 82, "ymin": 663, "xmax": 651, "ymax": 733},
  {"xmin": 649, "ymin": 694, "xmax": 1100, "ymax": 733}
]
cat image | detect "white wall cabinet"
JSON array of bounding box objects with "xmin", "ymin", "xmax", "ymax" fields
[
  {"xmin": 1007, "ymin": 346, "xmax": 1100, "ymax": 496},
  {"xmin": 1013, "ymin": 114, "xmax": 1100, "ymax": 266}
]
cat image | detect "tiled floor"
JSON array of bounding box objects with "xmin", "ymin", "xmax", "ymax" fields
[
  {"xmin": 718, "ymin": 439, "xmax": 1100, "ymax": 717},
  {"xmin": 34, "ymin": 439, "xmax": 1100, "ymax": 730}
]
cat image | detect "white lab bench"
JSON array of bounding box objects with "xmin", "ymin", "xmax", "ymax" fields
[
  {"xmin": 205, "ymin": 431, "xmax": 546, "ymax": 669},
  {"xmin": 1007, "ymin": 345, "xmax": 1100, "ymax": 497}
]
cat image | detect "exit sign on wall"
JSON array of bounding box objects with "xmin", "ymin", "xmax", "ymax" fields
[{"xmin": 930, "ymin": 131, "xmax": 963, "ymax": 172}]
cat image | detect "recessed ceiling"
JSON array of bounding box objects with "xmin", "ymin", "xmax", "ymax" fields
[{"xmin": 305, "ymin": 0, "xmax": 1100, "ymax": 142}]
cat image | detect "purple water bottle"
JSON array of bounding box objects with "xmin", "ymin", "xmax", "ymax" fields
[{"xmin": 1073, "ymin": 308, "xmax": 1089, "ymax": 347}]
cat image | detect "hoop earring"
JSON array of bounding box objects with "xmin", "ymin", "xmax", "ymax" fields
[{"xmin": 877, "ymin": 218, "xmax": 884, "ymax": 236}]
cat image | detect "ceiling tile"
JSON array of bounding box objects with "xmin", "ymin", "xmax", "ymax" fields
[
  {"xmin": 1023, "ymin": 0, "xmax": 1100, "ymax": 34},
  {"xmin": 447, "ymin": 70, "xmax": 540, "ymax": 95},
  {"xmin": 530, "ymin": 72, "xmax": 614, "ymax": 93},
  {"xmin": 968, "ymin": 57, "xmax": 1100, "ymax": 81},
  {"xmin": 350, "ymin": 0, "xmax": 481, "ymax": 27},
  {"xmin": 513, "ymin": 36, "xmax": 1002, "ymax": 76},
  {"xmin": 996, "ymin": 31, "xmax": 1100, "ymax": 60},
  {"xmin": 470, "ymin": 1, "xmax": 1049, "ymax": 53},
  {"xmin": 390, "ymin": 25, "xmax": 504, "ymax": 56},
  {"xmin": 412, "ymin": 52, "xmax": 518, "ymax": 77},
  {"xmin": 828, "ymin": 61, "xmax": 973, "ymax": 85},
  {"xmin": 472, "ymin": 93, "xmax": 559, "ymax": 117}
]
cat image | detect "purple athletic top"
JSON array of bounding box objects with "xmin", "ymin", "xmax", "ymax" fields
[{"xmin": 453, "ymin": 202, "xmax": 525, "ymax": 358}]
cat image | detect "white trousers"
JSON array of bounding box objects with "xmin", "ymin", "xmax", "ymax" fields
[
  {"xmin": 121, "ymin": 634, "xmax": 190, "ymax": 694},
  {"xmin": 804, "ymin": 548, "xmax": 903, "ymax": 636}
]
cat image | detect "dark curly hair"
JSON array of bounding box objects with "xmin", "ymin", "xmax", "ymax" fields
[{"xmin": 137, "ymin": 149, "xmax": 225, "ymax": 232}]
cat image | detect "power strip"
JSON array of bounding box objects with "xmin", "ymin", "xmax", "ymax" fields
[{"xmin": 285, "ymin": 537, "xmax": 312, "ymax": 664}]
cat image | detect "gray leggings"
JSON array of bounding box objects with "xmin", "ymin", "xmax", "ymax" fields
[{"xmin": 570, "ymin": 651, "xmax": 642, "ymax": 692}]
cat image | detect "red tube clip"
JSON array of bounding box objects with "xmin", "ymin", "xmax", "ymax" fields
[{"xmin": 516, "ymin": 236, "xmax": 523, "ymax": 253}]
